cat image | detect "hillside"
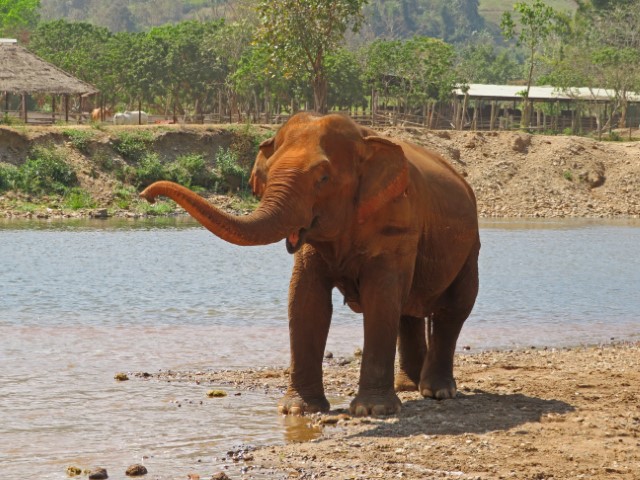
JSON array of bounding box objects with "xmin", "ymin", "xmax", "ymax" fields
[
  {"xmin": 1, "ymin": 124, "xmax": 639, "ymax": 220},
  {"xmin": 479, "ymin": 0, "xmax": 577, "ymax": 29},
  {"xmin": 37, "ymin": 0, "xmax": 577, "ymax": 43}
]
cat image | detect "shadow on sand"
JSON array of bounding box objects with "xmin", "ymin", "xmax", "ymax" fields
[{"xmin": 351, "ymin": 389, "xmax": 574, "ymax": 438}]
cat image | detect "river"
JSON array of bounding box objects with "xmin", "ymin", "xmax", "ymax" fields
[{"xmin": 1, "ymin": 217, "xmax": 639, "ymax": 479}]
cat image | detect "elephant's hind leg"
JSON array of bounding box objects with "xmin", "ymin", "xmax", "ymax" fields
[
  {"xmin": 395, "ymin": 315, "xmax": 427, "ymax": 392},
  {"xmin": 420, "ymin": 244, "xmax": 479, "ymax": 400}
]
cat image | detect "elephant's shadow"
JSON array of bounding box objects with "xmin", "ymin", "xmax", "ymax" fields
[{"xmin": 348, "ymin": 390, "xmax": 574, "ymax": 438}]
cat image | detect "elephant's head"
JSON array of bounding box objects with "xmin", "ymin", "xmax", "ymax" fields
[{"xmin": 141, "ymin": 113, "xmax": 409, "ymax": 254}]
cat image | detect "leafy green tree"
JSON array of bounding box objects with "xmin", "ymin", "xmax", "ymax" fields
[
  {"xmin": 0, "ymin": 0, "xmax": 40, "ymax": 38},
  {"xmin": 501, "ymin": 0, "xmax": 569, "ymax": 127},
  {"xmin": 456, "ymin": 33, "xmax": 520, "ymax": 85},
  {"xmin": 256, "ymin": 0, "xmax": 368, "ymax": 113},
  {"xmin": 363, "ymin": 36, "xmax": 455, "ymax": 114},
  {"xmin": 30, "ymin": 20, "xmax": 111, "ymax": 87},
  {"xmin": 544, "ymin": 0, "xmax": 640, "ymax": 130},
  {"xmin": 325, "ymin": 48, "xmax": 366, "ymax": 110}
]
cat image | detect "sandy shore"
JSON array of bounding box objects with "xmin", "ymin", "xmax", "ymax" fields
[{"xmin": 145, "ymin": 341, "xmax": 640, "ymax": 479}]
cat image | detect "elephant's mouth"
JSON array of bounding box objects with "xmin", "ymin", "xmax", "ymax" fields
[{"xmin": 285, "ymin": 216, "xmax": 319, "ymax": 254}]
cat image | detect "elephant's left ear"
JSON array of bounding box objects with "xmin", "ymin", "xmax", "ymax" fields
[
  {"xmin": 249, "ymin": 137, "xmax": 275, "ymax": 198},
  {"xmin": 357, "ymin": 136, "xmax": 409, "ymax": 224}
]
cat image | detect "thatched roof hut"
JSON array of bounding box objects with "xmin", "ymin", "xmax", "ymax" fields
[{"xmin": 0, "ymin": 39, "xmax": 98, "ymax": 96}]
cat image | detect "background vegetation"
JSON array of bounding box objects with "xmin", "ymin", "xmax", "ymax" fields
[{"xmin": 3, "ymin": 0, "xmax": 637, "ymax": 123}]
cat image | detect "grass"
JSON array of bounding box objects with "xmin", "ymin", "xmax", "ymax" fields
[
  {"xmin": 62, "ymin": 129, "xmax": 96, "ymax": 153},
  {"xmin": 64, "ymin": 188, "xmax": 97, "ymax": 210},
  {"xmin": 113, "ymin": 130, "xmax": 155, "ymax": 162}
]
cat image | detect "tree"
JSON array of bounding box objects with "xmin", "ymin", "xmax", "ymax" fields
[
  {"xmin": 256, "ymin": 0, "xmax": 368, "ymax": 113},
  {"xmin": 544, "ymin": 0, "xmax": 640, "ymax": 131},
  {"xmin": 501, "ymin": 0, "xmax": 569, "ymax": 127},
  {"xmin": 0, "ymin": 0, "xmax": 40, "ymax": 39},
  {"xmin": 30, "ymin": 20, "xmax": 111, "ymax": 86},
  {"xmin": 456, "ymin": 33, "xmax": 520, "ymax": 85}
]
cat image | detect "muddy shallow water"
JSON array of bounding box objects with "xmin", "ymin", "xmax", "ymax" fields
[{"xmin": 1, "ymin": 217, "xmax": 639, "ymax": 478}]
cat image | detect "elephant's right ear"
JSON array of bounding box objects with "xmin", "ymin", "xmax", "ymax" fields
[
  {"xmin": 357, "ymin": 136, "xmax": 409, "ymax": 224},
  {"xmin": 249, "ymin": 137, "xmax": 275, "ymax": 198}
]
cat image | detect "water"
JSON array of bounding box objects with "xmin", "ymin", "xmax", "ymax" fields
[{"xmin": 1, "ymin": 217, "xmax": 639, "ymax": 478}]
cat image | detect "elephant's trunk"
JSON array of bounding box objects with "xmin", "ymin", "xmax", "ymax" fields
[{"xmin": 140, "ymin": 181, "xmax": 297, "ymax": 247}]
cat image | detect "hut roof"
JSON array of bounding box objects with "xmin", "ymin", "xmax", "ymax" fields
[{"xmin": 0, "ymin": 40, "xmax": 98, "ymax": 96}]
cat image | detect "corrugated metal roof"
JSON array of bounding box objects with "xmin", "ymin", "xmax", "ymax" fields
[{"xmin": 454, "ymin": 84, "xmax": 640, "ymax": 102}]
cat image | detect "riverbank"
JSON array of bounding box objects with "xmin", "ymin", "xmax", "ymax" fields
[
  {"xmin": 1, "ymin": 124, "xmax": 639, "ymax": 219},
  {"xmin": 146, "ymin": 341, "xmax": 640, "ymax": 479}
]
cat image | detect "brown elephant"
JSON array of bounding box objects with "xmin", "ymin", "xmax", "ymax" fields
[{"xmin": 141, "ymin": 113, "xmax": 480, "ymax": 416}]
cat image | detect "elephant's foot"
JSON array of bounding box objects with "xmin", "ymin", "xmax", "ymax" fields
[
  {"xmin": 349, "ymin": 390, "xmax": 401, "ymax": 417},
  {"xmin": 419, "ymin": 372, "xmax": 457, "ymax": 400},
  {"xmin": 278, "ymin": 391, "xmax": 330, "ymax": 415},
  {"xmin": 394, "ymin": 370, "xmax": 419, "ymax": 392}
]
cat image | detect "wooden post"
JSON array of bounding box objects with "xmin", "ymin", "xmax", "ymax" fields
[
  {"xmin": 22, "ymin": 94, "xmax": 27, "ymax": 123},
  {"xmin": 138, "ymin": 100, "xmax": 142, "ymax": 124},
  {"xmin": 64, "ymin": 95, "xmax": 69, "ymax": 123},
  {"xmin": 52, "ymin": 96, "xmax": 56, "ymax": 124},
  {"xmin": 489, "ymin": 101, "xmax": 497, "ymax": 131},
  {"xmin": 4, "ymin": 91, "xmax": 8, "ymax": 113},
  {"xmin": 77, "ymin": 95, "xmax": 82, "ymax": 124}
]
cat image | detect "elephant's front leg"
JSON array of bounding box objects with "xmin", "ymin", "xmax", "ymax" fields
[
  {"xmin": 350, "ymin": 259, "xmax": 406, "ymax": 416},
  {"xmin": 278, "ymin": 248, "xmax": 332, "ymax": 415}
]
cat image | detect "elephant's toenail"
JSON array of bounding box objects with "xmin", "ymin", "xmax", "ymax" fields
[
  {"xmin": 354, "ymin": 406, "xmax": 368, "ymax": 416},
  {"xmin": 371, "ymin": 405, "xmax": 386, "ymax": 416},
  {"xmin": 289, "ymin": 406, "xmax": 302, "ymax": 415}
]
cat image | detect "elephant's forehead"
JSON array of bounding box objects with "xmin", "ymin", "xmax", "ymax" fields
[{"xmin": 272, "ymin": 145, "xmax": 325, "ymax": 168}]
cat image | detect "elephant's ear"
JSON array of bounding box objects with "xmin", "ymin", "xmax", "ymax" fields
[
  {"xmin": 357, "ymin": 136, "xmax": 409, "ymax": 224},
  {"xmin": 249, "ymin": 137, "xmax": 275, "ymax": 198}
]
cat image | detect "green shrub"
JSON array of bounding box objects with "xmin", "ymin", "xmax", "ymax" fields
[
  {"xmin": 134, "ymin": 153, "xmax": 166, "ymax": 188},
  {"xmin": 137, "ymin": 199, "xmax": 175, "ymax": 216},
  {"xmin": 62, "ymin": 129, "xmax": 95, "ymax": 153},
  {"xmin": 0, "ymin": 163, "xmax": 19, "ymax": 192},
  {"xmin": 64, "ymin": 188, "xmax": 97, "ymax": 210},
  {"xmin": 113, "ymin": 184, "xmax": 137, "ymax": 209},
  {"xmin": 166, "ymin": 153, "xmax": 210, "ymax": 188},
  {"xmin": 605, "ymin": 131, "xmax": 623, "ymax": 142},
  {"xmin": 113, "ymin": 130, "xmax": 154, "ymax": 161},
  {"xmin": 18, "ymin": 147, "xmax": 78, "ymax": 195},
  {"xmin": 216, "ymin": 147, "xmax": 246, "ymax": 178},
  {"xmin": 563, "ymin": 170, "xmax": 573, "ymax": 181},
  {"xmin": 1, "ymin": 113, "xmax": 17, "ymax": 125}
]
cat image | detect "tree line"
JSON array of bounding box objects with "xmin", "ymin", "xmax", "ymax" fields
[{"xmin": 2, "ymin": 0, "xmax": 639, "ymax": 126}]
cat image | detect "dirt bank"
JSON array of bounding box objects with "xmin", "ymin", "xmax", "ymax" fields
[
  {"xmin": 1, "ymin": 124, "xmax": 639, "ymax": 219},
  {"xmin": 144, "ymin": 342, "xmax": 640, "ymax": 479}
]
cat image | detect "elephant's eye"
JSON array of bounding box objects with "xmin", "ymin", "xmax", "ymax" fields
[{"xmin": 317, "ymin": 174, "xmax": 330, "ymax": 187}]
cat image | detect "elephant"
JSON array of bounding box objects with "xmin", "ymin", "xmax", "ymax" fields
[{"xmin": 141, "ymin": 113, "xmax": 480, "ymax": 416}]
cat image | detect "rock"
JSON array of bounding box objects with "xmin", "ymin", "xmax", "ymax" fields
[
  {"xmin": 91, "ymin": 208, "xmax": 109, "ymax": 218},
  {"xmin": 66, "ymin": 466, "xmax": 83, "ymax": 477},
  {"xmin": 125, "ymin": 464, "xmax": 148, "ymax": 476},
  {"xmin": 114, "ymin": 372, "xmax": 129, "ymax": 381},
  {"xmin": 211, "ymin": 473, "xmax": 230, "ymax": 480},
  {"xmin": 324, "ymin": 351, "xmax": 333, "ymax": 359},
  {"xmin": 206, "ymin": 389, "xmax": 227, "ymax": 398},
  {"xmin": 512, "ymin": 134, "xmax": 531, "ymax": 153},
  {"xmin": 88, "ymin": 467, "xmax": 108, "ymax": 479}
]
